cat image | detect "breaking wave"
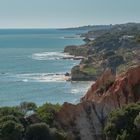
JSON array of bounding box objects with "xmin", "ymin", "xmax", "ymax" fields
[
  {"xmin": 1, "ymin": 73, "xmax": 70, "ymax": 83},
  {"xmin": 31, "ymin": 51, "xmax": 73, "ymax": 60}
]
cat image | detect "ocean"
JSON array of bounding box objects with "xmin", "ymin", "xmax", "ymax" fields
[{"xmin": 0, "ymin": 29, "xmax": 93, "ymax": 106}]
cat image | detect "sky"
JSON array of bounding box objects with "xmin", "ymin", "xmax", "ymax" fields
[{"xmin": 0, "ymin": 0, "xmax": 140, "ymax": 28}]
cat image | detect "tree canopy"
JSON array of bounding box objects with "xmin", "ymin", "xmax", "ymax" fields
[{"xmin": 104, "ymin": 103, "xmax": 140, "ymax": 140}]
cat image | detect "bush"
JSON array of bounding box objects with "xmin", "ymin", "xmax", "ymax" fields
[
  {"xmin": 82, "ymin": 66, "xmax": 97, "ymax": 75},
  {"xmin": 0, "ymin": 104, "xmax": 66, "ymax": 140},
  {"xmin": 0, "ymin": 120, "xmax": 24, "ymax": 140},
  {"xmin": 0, "ymin": 115, "xmax": 19, "ymax": 124},
  {"xmin": 104, "ymin": 103, "xmax": 140, "ymax": 140},
  {"xmin": 0, "ymin": 107, "xmax": 23, "ymax": 119},
  {"xmin": 26, "ymin": 123, "xmax": 50, "ymax": 140},
  {"xmin": 36, "ymin": 103, "xmax": 61, "ymax": 125},
  {"xmin": 0, "ymin": 107, "xmax": 25, "ymax": 140},
  {"xmin": 26, "ymin": 123, "xmax": 67, "ymax": 140}
]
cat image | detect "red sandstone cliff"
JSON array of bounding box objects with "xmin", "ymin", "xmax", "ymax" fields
[
  {"xmin": 82, "ymin": 65, "xmax": 140, "ymax": 105},
  {"xmin": 55, "ymin": 65, "xmax": 140, "ymax": 140}
]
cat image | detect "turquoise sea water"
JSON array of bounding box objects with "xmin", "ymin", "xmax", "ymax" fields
[{"xmin": 0, "ymin": 29, "xmax": 93, "ymax": 106}]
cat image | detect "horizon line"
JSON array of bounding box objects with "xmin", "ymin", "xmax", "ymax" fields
[{"xmin": 0, "ymin": 22, "xmax": 139, "ymax": 30}]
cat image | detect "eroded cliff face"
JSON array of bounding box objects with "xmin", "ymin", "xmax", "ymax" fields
[
  {"xmin": 82, "ymin": 65, "xmax": 140, "ymax": 105},
  {"xmin": 55, "ymin": 65, "xmax": 140, "ymax": 140}
]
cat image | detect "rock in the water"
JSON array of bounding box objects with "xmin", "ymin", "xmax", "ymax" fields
[{"xmin": 65, "ymin": 72, "xmax": 70, "ymax": 76}]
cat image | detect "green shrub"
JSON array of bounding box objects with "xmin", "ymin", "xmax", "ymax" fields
[
  {"xmin": 26, "ymin": 123, "xmax": 67, "ymax": 140},
  {"xmin": 0, "ymin": 107, "xmax": 25, "ymax": 140},
  {"xmin": 82, "ymin": 66, "xmax": 97, "ymax": 75},
  {"xmin": 26, "ymin": 123, "xmax": 50, "ymax": 140},
  {"xmin": 0, "ymin": 120, "xmax": 24, "ymax": 140},
  {"xmin": 104, "ymin": 103, "xmax": 140, "ymax": 140},
  {"xmin": 0, "ymin": 103, "xmax": 66, "ymax": 140},
  {"xmin": 0, "ymin": 107, "xmax": 23, "ymax": 119},
  {"xmin": 36, "ymin": 103, "xmax": 61, "ymax": 125},
  {"xmin": 0, "ymin": 115, "xmax": 19, "ymax": 124}
]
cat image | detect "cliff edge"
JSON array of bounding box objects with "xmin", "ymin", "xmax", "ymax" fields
[{"xmin": 55, "ymin": 65, "xmax": 140, "ymax": 140}]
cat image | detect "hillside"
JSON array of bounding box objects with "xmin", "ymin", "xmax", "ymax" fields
[
  {"xmin": 60, "ymin": 25, "xmax": 112, "ymax": 32},
  {"xmin": 64, "ymin": 23, "xmax": 140, "ymax": 81}
]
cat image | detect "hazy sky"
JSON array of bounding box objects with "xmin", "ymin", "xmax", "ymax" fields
[{"xmin": 0, "ymin": 0, "xmax": 140, "ymax": 28}]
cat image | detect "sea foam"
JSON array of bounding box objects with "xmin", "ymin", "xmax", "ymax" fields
[
  {"xmin": 16, "ymin": 73, "xmax": 69, "ymax": 82},
  {"xmin": 4, "ymin": 73, "xmax": 70, "ymax": 83},
  {"xmin": 31, "ymin": 51, "xmax": 73, "ymax": 60}
]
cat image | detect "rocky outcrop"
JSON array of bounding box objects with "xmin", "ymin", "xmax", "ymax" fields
[
  {"xmin": 71, "ymin": 65, "xmax": 98, "ymax": 81},
  {"xmin": 54, "ymin": 65, "xmax": 140, "ymax": 140},
  {"xmin": 55, "ymin": 102, "xmax": 105, "ymax": 140},
  {"xmin": 64, "ymin": 45, "xmax": 90, "ymax": 57}
]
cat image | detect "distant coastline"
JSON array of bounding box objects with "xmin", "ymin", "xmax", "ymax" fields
[{"xmin": 63, "ymin": 22, "xmax": 140, "ymax": 81}]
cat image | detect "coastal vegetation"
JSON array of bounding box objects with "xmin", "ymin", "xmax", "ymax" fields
[
  {"xmin": 1, "ymin": 101, "xmax": 140, "ymax": 140},
  {"xmin": 0, "ymin": 102, "xmax": 67, "ymax": 140},
  {"xmin": 104, "ymin": 103, "xmax": 140, "ymax": 140},
  {"xmin": 36, "ymin": 103, "xmax": 61, "ymax": 125},
  {"xmin": 81, "ymin": 66, "xmax": 97, "ymax": 75}
]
